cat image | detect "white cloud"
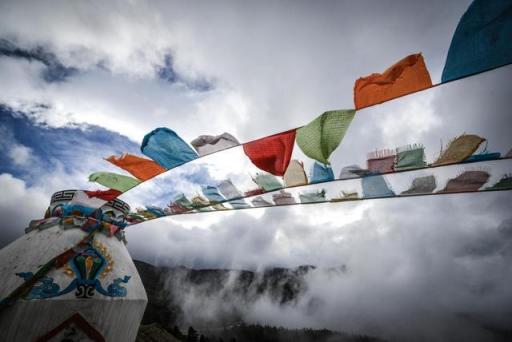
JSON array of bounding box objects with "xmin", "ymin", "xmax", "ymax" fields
[
  {"xmin": 8, "ymin": 144, "xmax": 33, "ymax": 166},
  {"xmin": 0, "ymin": 173, "xmax": 48, "ymax": 245},
  {"xmin": 0, "ymin": 1, "xmax": 511, "ymax": 339}
]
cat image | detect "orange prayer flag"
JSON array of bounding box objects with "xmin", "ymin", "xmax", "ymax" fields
[
  {"xmin": 105, "ymin": 153, "xmax": 166, "ymax": 181},
  {"xmin": 354, "ymin": 53, "xmax": 432, "ymax": 110}
]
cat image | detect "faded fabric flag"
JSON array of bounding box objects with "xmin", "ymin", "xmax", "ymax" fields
[
  {"xmin": 273, "ymin": 190, "xmax": 296, "ymax": 205},
  {"xmin": 310, "ymin": 162, "xmax": 335, "ymax": 184},
  {"xmin": 202, "ymin": 185, "xmax": 226, "ymax": 204},
  {"xmin": 354, "ymin": 54, "xmax": 432, "ymax": 110},
  {"xmin": 439, "ymin": 170, "xmax": 490, "ymax": 193},
  {"xmin": 395, "ymin": 145, "xmax": 426, "ymax": 170},
  {"xmin": 217, "ymin": 179, "xmax": 244, "ymax": 199},
  {"xmin": 168, "ymin": 202, "xmax": 189, "ymax": 214},
  {"xmin": 245, "ymin": 188, "xmax": 265, "ymax": 197},
  {"xmin": 253, "ymin": 173, "xmax": 283, "ymax": 192},
  {"xmin": 432, "ymin": 134, "xmax": 485, "ymax": 166},
  {"xmin": 141, "ymin": 127, "xmax": 198, "ymax": 169},
  {"xmin": 88, "ymin": 172, "xmax": 141, "ymax": 192},
  {"xmin": 217, "ymin": 180, "xmax": 250, "ymax": 208},
  {"xmin": 485, "ymin": 174, "xmax": 512, "ymax": 191},
  {"xmin": 367, "ymin": 149, "xmax": 395, "ymax": 174},
  {"xmin": 243, "ymin": 129, "xmax": 296, "ymax": 176},
  {"xmin": 106, "ymin": 153, "xmax": 166, "ymax": 181},
  {"xmin": 137, "ymin": 208, "xmax": 157, "ymax": 219},
  {"xmin": 442, "ymin": 0, "xmax": 512, "ymax": 82},
  {"xmin": 228, "ymin": 198, "xmax": 250, "ymax": 209},
  {"xmin": 211, "ymin": 203, "xmax": 228, "ymax": 210},
  {"xmin": 146, "ymin": 206, "xmax": 166, "ymax": 217},
  {"xmin": 296, "ymin": 110, "xmax": 356, "ymax": 164},
  {"xmin": 401, "ymin": 175, "xmax": 437, "ymax": 195},
  {"xmin": 284, "ymin": 160, "xmax": 308, "ymax": 187},
  {"xmin": 299, "ymin": 189, "xmax": 326, "ymax": 203},
  {"xmin": 362, "ymin": 175, "xmax": 395, "ymax": 198},
  {"xmin": 338, "ymin": 165, "xmax": 369, "ymax": 179},
  {"xmin": 191, "ymin": 195, "xmax": 212, "ymax": 212},
  {"xmin": 174, "ymin": 193, "xmax": 193, "ymax": 209},
  {"xmin": 331, "ymin": 191, "xmax": 359, "ymax": 201},
  {"xmin": 251, "ymin": 196, "xmax": 272, "ymax": 207},
  {"xmin": 191, "ymin": 132, "xmax": 240, "ymax": 156}
]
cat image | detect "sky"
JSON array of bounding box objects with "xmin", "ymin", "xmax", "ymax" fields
[{"xmin": 0, "ymin": 0, "xmax": 511, "ymax": 341}]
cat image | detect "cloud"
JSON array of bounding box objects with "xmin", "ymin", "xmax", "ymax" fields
[
  {"xmin": 0, "ymin": 1, "xmax": 511, "ymax": 341},
  {"xmin": 0, "ymin": 173, "xmax": 48, "ymax": 246},
  {"xmin": 0, "ymin": 0, "xmax": 474, "ymax": 142},
  {"xmin": 0, "ymin": 38, "xmax": 78, "ymax": 82},
  {"xmin": 149, "ymin": 193, "xmax": 512, "ymax": 341},
  {"xmin": 0, "ymin": 125, "xmax": 35, "ymax": 167}
]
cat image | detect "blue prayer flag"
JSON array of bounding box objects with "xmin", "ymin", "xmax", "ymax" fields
[
  {"xmin": 310, "ymin": 162, "xmax": 335, "ymax": 184},
  {"xmin": 362, "ymin": 175, "xmax": 395, "ymax": 198},
  {"xmin": 442, "ymin": 0, "xmax": 512, "ymax": 82},
  {"xmin": 141, "ymin": 127, "xmax": 198, "ymax": 169}
]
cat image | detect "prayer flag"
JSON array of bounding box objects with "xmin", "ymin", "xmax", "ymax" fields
[
  {"xmin": 401, "ymin": 175, "xmax": 436, "ymax": 195},
  {"xmin": 284, "ymin": 160, "xmax": 308, "ymax": 187},
  {"xmin": 106, "ymin": 153, "xmax": 165, "ymax": 181},
  {"xmin": 362, "ymin": 175, "xmax": 395, "ymax": 198},
  {"xmin": 354, "ymin": 54, "xmax": 432, "ymax": 109},
  {"xmin": 296, "ymin": 110, "xmax": 355, "ymax": 164},
  {"xmin": 439, "ymin": 170, "xmax": 490, "ymax": 193},
  {"xmin": 299, "ymin": 190, "xmax": 326, "ymax": 203},
  {"xmin": 273, "ymin": 190, "xmax": 296, "ymax": 205},
  {"xmin": 84, "ymin": 189, "xmax": 123, "ymax": 202},
  {"xmin": 141, "ymin": 127, "xmax": 198, "ymax": 169},
  {"xmin": 88, "ymin": 172, "xmax": 141, "ymax": 193},
  {"xmin": 310, "ymin": 162, "xmax": 335, "ymax": 184},
  {"xmin": 191, "ymin": 133, "xmax": 240, "ymax": 156},
  {"xmin": 243, "ymin": 130, "xmax": 296, "ymax": 176},
  {"xmin": 395, "ymin": 145, "xmax": 426, "ymax": 170},
  {"xmin": 252, "ymin": 173, "xmax": 283, "ymax": 192},
  {"xmin": 432, "ymin": 134, "xmax": 485, "ymax": 166},
  {"xmin": 367, "ymin": 149, "xmax": 395, "ymax": 174},
  {"xmin": 442, "ymin": 0, "xmax": 512, "ymax": 82}
]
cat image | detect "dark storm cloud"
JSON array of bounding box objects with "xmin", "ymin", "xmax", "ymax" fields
[
  {"xmin": 0, "ymin": 38, "xmax": 77, "ymax": 82},
  {"xmin": 157, "ymin": 54, "xmax": 213, "ymax": 91}
]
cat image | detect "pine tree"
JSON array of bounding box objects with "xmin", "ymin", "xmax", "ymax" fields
[{"xmin": 187, "ymin": 326, "xmax": 199, "ymax": 342}]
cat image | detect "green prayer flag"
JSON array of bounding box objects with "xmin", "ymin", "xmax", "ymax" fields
[
  {"xmin": 253, "ymin": 173, "xmax": 283, "ymax": 192},
  {"xmin": 395, "ymin": 145, "xmax": 426, "ymax": 170},
  {"xmin": 88, "ymin": 172, "xmax": 141, "ymax": 192},
  {"xmin": 296, "ymin": 110, "xmax": 355, "ymax": 164},
  {"xmin": 485, "ymin": 175, "xmax": 512, "ymax": 191}
]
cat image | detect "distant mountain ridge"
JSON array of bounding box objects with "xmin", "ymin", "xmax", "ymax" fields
[
  {"xmin": 134, "ymin": 259, "xmax": 323, "ymax": 329},
  {"xmin": 134, "ymin": 260, "xmax": 385, "ymax": 342}
]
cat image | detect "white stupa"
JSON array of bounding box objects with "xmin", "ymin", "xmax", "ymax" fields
[{"xmin": 0, "ymin": 189, "xmax": 148, "ymax": 342}]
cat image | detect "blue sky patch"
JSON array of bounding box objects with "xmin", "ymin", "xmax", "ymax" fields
[{"xmin": 0, "ymin": 105, "xmax": 140, "ymax": 185}]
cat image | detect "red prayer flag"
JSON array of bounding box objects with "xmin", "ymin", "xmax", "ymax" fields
[
  {"xmin": 85, "ymin": 189, "xmax": 122, "ymax": 201},
  {"xmin": 243, "ymin": 130, "xmax": 296, "ymax": 176}
]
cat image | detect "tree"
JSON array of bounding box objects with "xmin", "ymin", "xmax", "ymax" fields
[{"xmin": 187, "ymin": 326, "xmax": 199, "ymax": 342}]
